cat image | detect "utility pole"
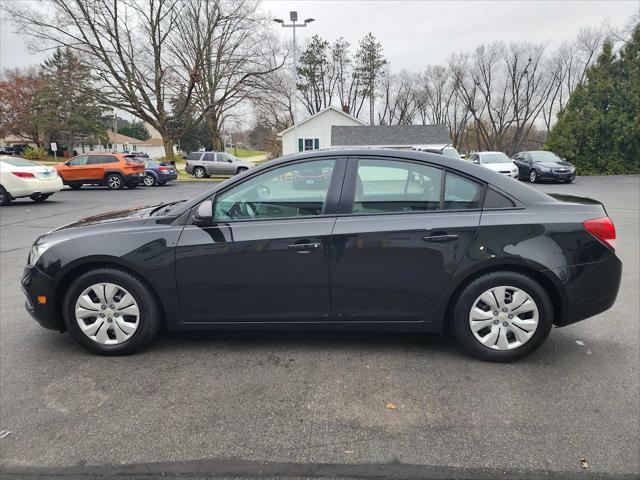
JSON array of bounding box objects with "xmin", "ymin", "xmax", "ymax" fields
[{"xmin": 273, "ymin": 11, "xmax": 315, "ymax": 154}]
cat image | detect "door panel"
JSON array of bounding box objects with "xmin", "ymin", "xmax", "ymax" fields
[
  {"xmin": 176, "ymin": 217, "xmax": 335, "ymax": 322},
  {"xmin": 330, "ymin": 212, "xmax": 480, "ymax": 321}
]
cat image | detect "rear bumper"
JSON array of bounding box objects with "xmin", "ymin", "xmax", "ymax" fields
[
  {"xmin": 21, "ymin": 265, "xmax": 62, "ymax": 330},
  {"xmin": 157, "ymin": 172, "xmax": 178, "ymax": 182},
  {"xmin": 551, "ymin": 254, "xmax": 622, "ymax": 326},
  {"xmin": 125, "ymin": 173, "xmax": 144, "ymax": 185},
  {"xmin": 8, "ymin": 177, "xmax": 63, "ymax": 198}
]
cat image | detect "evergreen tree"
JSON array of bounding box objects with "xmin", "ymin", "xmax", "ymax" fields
[
  {"xmin": 38, "ymin": 48, "xmax": 107, "ymax": 153},
  {"xmin": 355, "ymin": 33, "xmax": 388, "ymax": 125},
  {"xmin": 547, "ymin": 24, "xmax": 640, "ymax": 174},
  {"xmin": 118, "ymin": 121, "xmax": 151, "ymax": 141}
]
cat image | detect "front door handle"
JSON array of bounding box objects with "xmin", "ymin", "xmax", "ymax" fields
[
  {"xmin": 423, "ymin": 234, "xmax": 459, "ymax": 243},
  {"xmin": 288, "ymin": 242, "xmax": 322, "ymax": 252}
]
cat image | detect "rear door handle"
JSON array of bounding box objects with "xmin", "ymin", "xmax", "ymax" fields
[
  {"xmin": 423, "ymin": 234, "xmax": 459, "ymax": 243},
  {"xmin": 288, "ymin": 242, "xmax": 322, "ymax": 252}
]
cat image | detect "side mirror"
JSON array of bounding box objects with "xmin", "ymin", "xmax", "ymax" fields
[
  {"xmin": 193, "ymin": 200, "xmax": 213, "ymax": 227},
  {"xmin": 227, "ymin": 159, "xmax": 233, "ymax": 163}
]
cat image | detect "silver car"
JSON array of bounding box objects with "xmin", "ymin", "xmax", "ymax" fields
[{"xmin": 185, "ymin": 151, "xmax": 254, "ymax": 178}]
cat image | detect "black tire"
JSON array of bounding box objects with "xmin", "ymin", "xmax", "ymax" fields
[
  {"xmin": 62, "ymin": 268, "xmax": 161, "ymax": 355},
  {"xmin": 193, "ymin": 167, "xmax": 208, "ymax": 178},
  {"xmin": 529, "ymin": 170, "xmax": 538, "ymax": 183},
  {"xmin": 451, "ymin": 271, "xmax": 553, "ymax": 362},
  {"xmin": 29, "ymin": 193, "xmax": 52, "ymax": 202},
  {"xmin": 0, "ymin": 185, "xmax": 11, "ymax": 205},
  {"xmin": 143, "ymin": 174, "xmax": 156, "ymax": 187},
  {"xmin": 106, "ymin": 173, "xmax": 124, "ymax": 190},
  {"xmin": 236, "ymin": 167, "xmax": 248, "ymax": 175},
  {"xmin": 564, "ymin": 179, "xmax": 573, "ymax": 184},
  {"xmin": 69, "ymin": 184, "xmax": 82, "ymax": 190}
]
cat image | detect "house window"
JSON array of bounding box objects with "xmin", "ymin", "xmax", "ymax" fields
[
  {"xmin": 89, "ymin": 144, "xmax": 94, "ymax": 151},
  {"xmin": 298, "ymin": 138, "xmax": 320, "ymax": 152}
]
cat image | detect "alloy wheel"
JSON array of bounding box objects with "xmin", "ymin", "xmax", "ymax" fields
[
  {"xmin": 194, "ymin": 168, "xmax": 205, "ymax": 178},
  {"xmin": 143, "ymin": 174, "xmax": 155, "ymax": 187},
  {"xmin": 468, "ymin": 285, "xmax": 539, "ymax": 350},
  {"xmin": 108, "ymin": 175, "xmax": 122, "ymax": 189},
  {"xmin": 529, "ymin": 171, "xmax": 537, "ymax": 183},
  {"xmin": 74, "ymin": 283, "xmax": 140, "ymax": 345}
]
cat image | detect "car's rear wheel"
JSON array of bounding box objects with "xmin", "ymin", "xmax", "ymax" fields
[
  {"xmin": 143, "ymin": 174, "xmax": 156, "ymax": 187},
  {"xmin": 0, "ymin": 185, "xmax": 11, "ymax": 205},
  {"xmin": 529, "ymin": 170, "xmax": 538, "ymax": 183},
  {"xmin": 452, "ymin": 271, "xmax": 553, "ymax": 362},
  {"xmin": 236, "ymin": 167, "xmax": 248, "ymax": 175},
  {"xmin": 63, "ymin": 268, "xmax": 161, "ymax": 355},
  {"xmin": 106, "ymin": 174, "xmax": 124, "ymax": 190},
  {"xmin": 29, "ymin": 193, "xmax": 52, "ymax": 202},
  {"xmin": 193, "ymin": 167, "xmax": 207, "ymax": 178}
]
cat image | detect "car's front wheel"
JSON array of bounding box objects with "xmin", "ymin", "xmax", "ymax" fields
[
  {"xmin": 30, "ymin": 193, "xmax": 52, "ymax": 202},
  {"xmin": 452, "ymin": 271, "xmax": 553, "ymax": 362},
  {"xmin": 529, "ymin": 170, "xmax": 538, "ymax": 183},
  {"xmin": 63, "ymin": 268, "xmax": 161, "ymax": 355}
]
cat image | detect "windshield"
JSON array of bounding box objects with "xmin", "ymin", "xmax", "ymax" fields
[
  {"xmin": 530, "ymin": 151, "xmax": 563, "ymax": 163},
  {"xmin": 441, "ymin": 147, "xmax": 461, "ymax": 159},
  {"xmin": 480, "ymin": 153, "xmax": 512, "ymax": 164},
  {"xmin": 0, "ymin": 156, "xmax": 41, "ymax": 167}
]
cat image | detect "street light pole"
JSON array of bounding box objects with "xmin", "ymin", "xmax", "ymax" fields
[{"xmin": 274, "ymin": 11, "xmax": 315, "ymax": 154}]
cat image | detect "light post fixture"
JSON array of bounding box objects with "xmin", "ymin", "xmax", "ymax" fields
[{"xmin": 273, "ymin": 11, "xmax": 315, "ymax": 153}]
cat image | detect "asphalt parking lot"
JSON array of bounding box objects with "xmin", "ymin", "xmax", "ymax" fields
[{"xmin": 0, "ymin": 177, "xmax": 638, "ymax": 479}]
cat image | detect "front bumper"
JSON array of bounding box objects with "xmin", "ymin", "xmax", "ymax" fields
[
  {"xmin": 539, "ymin": 170, "xmax": 576, "ymax": 181},
  {"xmin": 21, "ymin": 265, "xmax": 62, "ymax": 330}
]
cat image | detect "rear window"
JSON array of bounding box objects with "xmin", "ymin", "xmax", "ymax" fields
[
  {"xmin": 484, "ymin": 188, "xmax": 516, "ymax": 208},
  {"xmin": 0, "ymin": 157, "xmax": 40, "ymax": 167}
]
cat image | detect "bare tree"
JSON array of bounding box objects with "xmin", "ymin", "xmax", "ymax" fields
[
  {"xmin": 3, "ymin": 0, "xmax": 210, "ymax": 159},
  {"xmin": 176, "ymin": 0, "xmax": 285, "ymax": 150},
  {"xmin": 378, "ymin": 70, "xmax": 420, "ymax": 125}
]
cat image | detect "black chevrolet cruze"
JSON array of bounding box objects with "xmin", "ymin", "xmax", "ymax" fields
[{"xmin": 22, "ymin": 149, "xmax": 622, "ymax": 361}]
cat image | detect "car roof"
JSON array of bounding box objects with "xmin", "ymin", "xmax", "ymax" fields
[{"xmin": 175, "ymin": 148, "xmax": 552, "ymax": 215}]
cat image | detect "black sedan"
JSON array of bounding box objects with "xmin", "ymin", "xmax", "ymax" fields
[
  {"xmin": 512, "ymin": 150, "xmax": 576, "ymax": 183},
  {"xmin": 21, "ymin": 149, "xmax": 621, "ymax": 361}
]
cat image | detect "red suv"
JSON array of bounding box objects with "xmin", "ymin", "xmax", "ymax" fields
[{"xmin": 55, "ymin": 153, "xmax": 145, "ymax": 190}]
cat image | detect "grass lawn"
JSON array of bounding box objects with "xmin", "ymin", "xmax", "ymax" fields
[{"xmin": 225, "ymin": 147, "xmax": 266, "ymax": 158}]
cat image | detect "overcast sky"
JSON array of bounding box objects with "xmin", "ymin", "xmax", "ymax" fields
[{"xmin": 2, "ymin": 0, "xmax": 637, "ymax": 72}]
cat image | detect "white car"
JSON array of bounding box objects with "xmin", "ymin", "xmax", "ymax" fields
[
  {"xmin": 469, "ymin": 151, "xmax": 519, "ymax": 178},
  {"xmin": 412, "ymin": 144, "xmax": 462, "ymax": 159},
  {"xmin": 0, "ymin": 156, "xmax": 64, "ymax": 205}
]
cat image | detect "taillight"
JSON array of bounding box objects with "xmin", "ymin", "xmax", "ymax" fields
[
  {"xmin": 11, "ymin": 171, "xmax": 35, "ymax": 178},
  {"xmin": 159, "ymin": 166, "xmax": 168, "ymax": 171},
  {"xmin": 583, "ymin": 217, "xmax": 616, "ymax": 251}
]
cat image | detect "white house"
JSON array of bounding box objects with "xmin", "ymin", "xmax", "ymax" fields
[
  {"xmin": 72, "ymin": 132, "xmax": 177, "ymax": 159},
  {"xmin": 277, "ymin": 106, "xmax": 367, "ymax": 156}
]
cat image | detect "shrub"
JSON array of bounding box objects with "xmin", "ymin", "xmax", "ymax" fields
[{"xmin": 22, "ymin": 146, "xmax": 48, "ymax": 161}]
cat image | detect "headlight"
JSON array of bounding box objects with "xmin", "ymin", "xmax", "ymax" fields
[
  {"xmin": 538, "ymin": 166, "xmax": 551, "ymax": 172},
  {"xmin": 28, "ymin": 241, "xmax": 58, "ymax": 265},
  {"xmin": 570, "ymin": 166, "xmax": 576, "ymax": 173}
]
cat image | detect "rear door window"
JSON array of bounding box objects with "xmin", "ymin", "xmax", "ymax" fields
[
  {"xmin": 443, "ymin": 173, "xmax": 482, "ymax": 210},
  {"xmin": 352, "ymin": 159, "xmax": 442, "ymax": 214},
  {"xmin": 203, "ymin": 152, "xmax": 216, "ymax": 162}
]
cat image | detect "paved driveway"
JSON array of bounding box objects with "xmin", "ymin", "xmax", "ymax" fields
[{"xmin": 0, "ymin": 177, "xmax": 638, "ymax": 479}]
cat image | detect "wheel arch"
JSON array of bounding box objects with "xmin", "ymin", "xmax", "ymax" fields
[
  {"xmin": 441, "ymin": 263, "xmax": 565, "ymax": 332},
  {"xmin": 103, "ymin": 170, "xmax": 125, "ymax": 179},
  {"xmin": 53, "ymin": 259, "xmax": 167, "ymax": 332}
]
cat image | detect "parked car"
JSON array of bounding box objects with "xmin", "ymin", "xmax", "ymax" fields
[
  {"xmin": 470, "ymin": 151, "xmax": 519, "ymax": 178},
  {"xmin": 185, "ymin": 151, "xmax": 254, "ymax": 178},
  {"xmin": 3, "ymin": 144, "xmax": 29, "ymax": 155},
  {"xmin": 512, "ymin": 151, "xmax": 576, "ymax": 183},
  {"xmin": 140, "ymin": 158, "xmax": 178, "ymax": 186},
  {"xmin": 412, "ymin": 144, "xmax": 462, "ymax": 159},
  {"xmin": 54, "ymin": 153, "xmax": 145, "ymax": 190},
  {"xmin": 22, "ymin": 149, "xmax": 621, "ymax": 361},
  {"xmin": 0, "ymin": 156, "xmax": 63, "ymax": 205}
]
